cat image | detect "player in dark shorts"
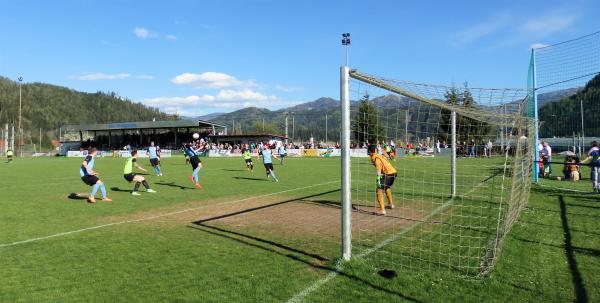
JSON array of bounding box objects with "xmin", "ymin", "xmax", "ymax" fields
[
  {"xmin": 123, "ymin": 150, "xmax": 156, "ymax": 196},
  {"xmin": 148, "ymin": 141, "xmax": 162, "ymax": 176},
  {"xmin": 277, "ymin": 144, "xmax": 287, "ymax": 165},
  {"xmin": 242, "ymin": 145, "xmax": 254, "ymax": 172},
  {"xmin": 79, "ymin": 148, "xmax": 112, "ymax": 203},
  {"xmin": 184, "ymin": 143, "xmax": 203, "ymax": 189},
  {"xmin": 368, "ymin": 144, "xmax": 397, "ymax": 216},
  {"xmin": 259, "ymin": 145, "xmax": 279, "ymax": 182}
]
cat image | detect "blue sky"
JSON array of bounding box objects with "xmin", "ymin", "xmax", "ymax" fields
[{"xmin": 0, "ymin": 0, "xmax": 598, "ymax": 116}]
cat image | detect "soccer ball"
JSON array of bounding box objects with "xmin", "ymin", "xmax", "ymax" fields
[{"xmin": 192, "ymin": 133, "xmax": 200, "ymax": 140}]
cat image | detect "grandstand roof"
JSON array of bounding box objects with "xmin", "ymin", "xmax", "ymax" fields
[{"xmin": 62, "ymin": 119, "xmax": 226, "ymax": 132}]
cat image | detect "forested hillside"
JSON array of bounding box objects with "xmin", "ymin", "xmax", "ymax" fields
[
  {"xmin": 539, "ymin": 73, "xmax": 600, "ymax": 137},
  {"xmin": 0, "ymin": 77, "xmax": 177, "ymax": 147}
]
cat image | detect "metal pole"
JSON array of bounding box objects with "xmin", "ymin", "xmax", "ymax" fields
[
  {"xmin": 285, "ymin": 113, "xmax": 289, "ymax": 144},
  {"xmin": 232, "ymin": 119, "xmax": 235, "ymax": 135},
  {"xmin": 340, "ymin": 66, "xmax": 351, "ymax": 260},
  {"xmin": 580, "ymin": 99, "xmax": 585, "ymax": 150},
  {"xmin": 451, "ymin": 111, "xmax": 457, "ymax": 198},
  {"xmin": 405, "ymin": 108, "xmax": 409, "ymax": 144},
  {"xmin": 39, "ymin": 128, "xmax": 42, "ymax": 151},
  {"xmin": 325, "ymin": 114, "xmax": 328, "ymax": 143},
  {"xmin": 500, "ymin": 105, "xmax": 505, "ymax": 151},
  {"xmin": 292, "ymin": 115, "xmax": 295, "ymax": 142},
  {"xmin": 532, "ymin": 49, "xmax": 540, "ymax": 182},
  {"xmin": 3, "ymin": 124, "xmax": 7, "ymax": 155},
  {"xmin": 11, "ymin": 124, "xmax": 15, "ymax": 152},
  {"xmin": 262, "ymin": 118, "xmax": 265, "ymax": 132},
  {"xmin": 18, "ymin": 80, "xmax": 22, "ymax": 157}
]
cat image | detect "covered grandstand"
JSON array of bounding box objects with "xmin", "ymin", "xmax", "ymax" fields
[{"xmin": 60, "ymin": 119, "xmax": 227, "ymax": 154}]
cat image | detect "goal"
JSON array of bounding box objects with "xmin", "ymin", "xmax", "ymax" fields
[{"xmin": 340, "ymin": 67, "xmax": 534, "ymax": 276}]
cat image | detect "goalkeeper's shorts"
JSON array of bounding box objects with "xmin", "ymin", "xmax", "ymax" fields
[{"xmin": 378, "ymin": 173, "xmax": 397, "ymax": 190}]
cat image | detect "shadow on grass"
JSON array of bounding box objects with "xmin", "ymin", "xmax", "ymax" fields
[
  {"xmin": 193, "ymin": 189, "xmax": 340, "ymax": 224},
  {"xmin": 67, "ymin": 193, "xmax": 88, "ymax": 200},
  {"xmin": 513, "ymin": 236, "xmax": 600, "ymax": 258},
  {"xmin": 155, "ymin": 181, "xmax": 196, "ymax": 190},
  {"xmin": 233, "ymin": 176, "xmax": 270, "ymax": 182},
  {"xmin": 187, "ymin": 223, "xmax": 423, "ymax": 303},
  {"xmin": 559, "ymin": 195, "xmax": 589, "ymax": 303},
  {"xmin": 110, "ymin": 187, "xmax": 133, "ymax": 193}
]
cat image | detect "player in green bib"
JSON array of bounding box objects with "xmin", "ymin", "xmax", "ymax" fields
[
  {"xmin": 242, "ymin": 145, "xmax": 254, "ymax": 172},
  {"xmin": 123, "ymin": 150, "xmax": 156, "ymax": 196}
]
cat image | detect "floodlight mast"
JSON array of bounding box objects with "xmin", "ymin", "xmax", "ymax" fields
[{"xmin": 342, "ymin": 33, "xmax": 350, "ymax": 67}]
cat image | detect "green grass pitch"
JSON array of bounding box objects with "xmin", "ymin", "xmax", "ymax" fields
[{"xmin": 0, "ymin": 156, "xmax": 599, "ymax": 302}]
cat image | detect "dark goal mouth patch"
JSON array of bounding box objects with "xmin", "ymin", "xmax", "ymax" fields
[{"xmin": 378, "ymin": 269, "xmax": 397, "ymax": 279}]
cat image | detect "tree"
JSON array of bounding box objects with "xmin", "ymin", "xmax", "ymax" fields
[
  {"xmin": 353, "ymin": 94, "xmax": 384, "ymax": 146},
  {"xmin": 437, "ymin": 83, "xmax": 493, "ymax": 145}
]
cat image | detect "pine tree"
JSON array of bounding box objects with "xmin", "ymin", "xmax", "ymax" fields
[{"xmin": 353, "ymin": 94, "xmax": 384, "ymax": 146}]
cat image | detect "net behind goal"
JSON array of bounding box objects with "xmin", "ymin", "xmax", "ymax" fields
[{"xmin": 341, "ymin": 68, "xmax": 534, "ymax": 276}]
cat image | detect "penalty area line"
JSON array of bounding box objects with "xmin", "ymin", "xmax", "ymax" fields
[{"xmin": 0, "ymin": 180, "xmax": 339, "ymax": 249}]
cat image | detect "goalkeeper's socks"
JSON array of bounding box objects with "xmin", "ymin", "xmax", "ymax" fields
[
  {"xmin": 142, "ymin": 180, "xmax": 150, "ymax": 189},
  {"xmin": 134, "ymin": 182, "xmax": 141, "ymax": 192},
  {"xmin": 376, "ymin": 191, "xmax": 385, "ymax": 210},
  {"xmin": 385, "ymin": 188, "xmax": 394, "ymax": 205}
]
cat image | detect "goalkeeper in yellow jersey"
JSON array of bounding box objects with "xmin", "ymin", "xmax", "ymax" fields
[{"xmin": 368, "ymin": 144, "xmax": 397, "ymax": 216}]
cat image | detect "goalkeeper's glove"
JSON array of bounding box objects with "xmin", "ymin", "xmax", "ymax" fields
[{"xmin": 376, "ymin": 175, "xmax": 383, "ymax": 187}]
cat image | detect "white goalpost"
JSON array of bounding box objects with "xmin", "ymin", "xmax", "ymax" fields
[{"xmin": 340, "ymin": 66, "xmax": 534, "ymax": 276}]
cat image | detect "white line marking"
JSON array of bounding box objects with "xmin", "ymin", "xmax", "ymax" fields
[
  {"xmin": 536, "ymin": 182, "xmax": 593, "ymax": 193},
  {"xmin": 0, "ymin": 180, "xmax": 339, "ymax": 249},
  {"xmin": 287, "ymin": 180, "xmax": 486, "ymax": 303}
]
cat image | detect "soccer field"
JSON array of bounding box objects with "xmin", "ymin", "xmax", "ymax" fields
[{"xmin": 1, "ymin": 156, "xmax": 599, "ymax": 302}]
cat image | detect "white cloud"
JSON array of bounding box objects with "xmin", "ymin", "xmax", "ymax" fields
[
  {"xmin": 141, "ymin": 89, "xmax": 297, "ymax": 116},
  {"xmin": 171, "ymin": 72, "xmax": 256, "ymax": 89},
  {"xmin": 520, "ymin": 12, "xmax": 577, "ymax": 37},
  {"xmin": 165, "ymin": 34, "xmax": 177, "ymax": 41},
  {"xmin": 72, "ymin": 73, "xmax": 131, "ymax": 80},
  {"xmin": 454, "ymin": 14, "xmax": 511, "ymax": 45},
  {"xmin": 274, "ymin": 84, "xmax": 302, "ymax": 92},
  {"xmin": 530, "ymin": 43, "xmax": 549, "ymax": 49},
  {"xmin": 453, "ymin": 9, "xmax": 579, "ymax": 47},
  {"xmin": 71, "ymin": 73, "xmax": 154, "ymax": 81},
  {"xmin": 134, "ymin": 27, "xmax": 158, "ymax": 39}
]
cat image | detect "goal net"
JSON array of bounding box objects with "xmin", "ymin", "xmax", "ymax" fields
[{"xmin": 344, "ymin": 69, "xmax": 534, "ymax": 276}]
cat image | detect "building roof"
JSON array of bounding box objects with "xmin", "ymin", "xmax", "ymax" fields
[
  {"xmin": 209, "ymin": 134, "xmax": 288, "ymax": 139},
  {"xmin": 62, "ymin": 119, "xmax": 226, "ymax": 132}
]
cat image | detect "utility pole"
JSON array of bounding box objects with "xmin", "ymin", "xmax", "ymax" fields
[
  {"xmin": 284, "ymin": 112, "xmax": 289, "ymax": 144},
  {"xmin": 262, "ymin": 118, "xmax": 265, "ymax": 132},
  {"xmin": 580, "ymin": 99, "xmax": 585, "ymax": 151},
  {"xmin": 232, "ymin": 119, "xmax": 235, "ymax": 135},
  {"xmin": 292, "ymin": 115, "xmax": 295, "ymax": 142},
  {"xmin": 325, "ymin": 113, "xmax": 328, "ymax": 143},
  {"xmin": 39, "ymin": 128, "xmax": 42, "ymax": 151},
  {"xmin": 405, "ymin": 108, "xmax": 409, "ymax": 144},
  {"xmin": 18, "ymin": 76, "xmax": 23, "ymax": 157}
]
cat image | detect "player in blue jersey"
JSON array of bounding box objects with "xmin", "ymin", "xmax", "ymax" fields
[
  {"xmin": 259, "ymin": 145, "xmax": 279, "ymax": 182},
  {"xmin": 148, "ymin": 141, "xmax": 162, "ymax": 176},
  {"xmin": 79, "ymin": 148, "xmax": 112, "ymax": 203},
  {"xmin": 277, "ymin": 144, "xmax": 287, "ymax": 165},
  {"xmin": 184, "ymin": 143, "xmax": 203, "ymax": 189}
]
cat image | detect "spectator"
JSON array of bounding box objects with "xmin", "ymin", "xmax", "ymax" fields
[{"xmin": 541, "ymin": 141, "xmax": 552, "ymax": 177}]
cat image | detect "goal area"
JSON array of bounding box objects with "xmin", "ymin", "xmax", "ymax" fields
[{"xmin": 340, "ymin": 67, "xmax": 534, "ymax": 276}]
